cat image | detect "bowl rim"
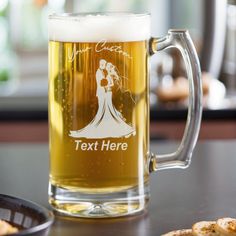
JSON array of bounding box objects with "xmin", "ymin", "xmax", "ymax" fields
[{"xmin": 0, "ymin": 194, "xmax": 54, "ymax": 235}]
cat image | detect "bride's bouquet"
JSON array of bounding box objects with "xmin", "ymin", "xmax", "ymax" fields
[{"xmin": 100, "ymin": 78, "xmax": 108, "ymax": 87}]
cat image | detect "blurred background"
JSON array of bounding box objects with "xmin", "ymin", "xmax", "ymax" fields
[{"xmin": 0, "ymin": 0, "xmax": 236, "ymax": 141}]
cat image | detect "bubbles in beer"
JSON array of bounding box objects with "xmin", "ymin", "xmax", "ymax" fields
[{"xmin": 49, "ymin": 33, "xmax": 149, "ymax": 191}]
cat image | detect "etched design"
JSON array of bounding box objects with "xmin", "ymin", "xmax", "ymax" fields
[{"xmin": 69, "ymin": 59, "xmax": 136, "ymax": 139}]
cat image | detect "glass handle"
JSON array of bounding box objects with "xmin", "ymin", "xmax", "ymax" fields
[{"xmin": 149, "ymin": 30, "xmax": 202, "ymax": 172}]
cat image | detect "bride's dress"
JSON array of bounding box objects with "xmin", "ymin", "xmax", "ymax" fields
[{"xmin": 70, "ymin": 72, "xmax": 135, "ymax": 139}]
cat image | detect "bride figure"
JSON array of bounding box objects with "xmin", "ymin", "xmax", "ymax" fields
[{"xmin": 69, "ymin": 59, "xmax": 135, "ymax": 139}]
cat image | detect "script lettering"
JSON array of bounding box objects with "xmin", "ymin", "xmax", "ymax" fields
[
  {"xmin": 68, "ymin": 45, "xmax": 92, "ymax": 62},
  {"xmin": 95, "ymin": 39, "xmax": 132, "ymax": 59}
]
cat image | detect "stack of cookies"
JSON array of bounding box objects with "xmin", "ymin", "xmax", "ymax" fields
[{"xmin": 162, "ymin": 218, "xmax": 236, "ymax": 236}]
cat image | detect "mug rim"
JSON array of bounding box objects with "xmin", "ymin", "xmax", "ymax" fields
[{"xmin": 48, "ymin": 12, "xmax": 151, "ymax": 20}]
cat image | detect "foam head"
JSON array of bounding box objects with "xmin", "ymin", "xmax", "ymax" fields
[{"xmin": 48, "ymin": 13, "xmax": 151, "ymax": 42}]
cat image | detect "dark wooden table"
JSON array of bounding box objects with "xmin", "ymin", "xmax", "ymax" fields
[{"xmin": 0, "ymin": 141, "xmax": 236, "ymax": 235}]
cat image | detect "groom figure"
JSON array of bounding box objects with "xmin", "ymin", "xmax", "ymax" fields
[
  {"xmin": 95, "ymin": 59, "xmax": 107, "ymax": 116},
  {"xmin": 96, "ymin": 59, "xmax": 107, "ymax": 95}
]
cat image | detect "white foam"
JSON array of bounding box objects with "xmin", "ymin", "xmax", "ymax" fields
[{"xmin": 48, "ymin": 13, "xmax": 151, "ymax": 42}]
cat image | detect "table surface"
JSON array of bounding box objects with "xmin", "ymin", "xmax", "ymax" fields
[{"xmin": 0, "ymin": 141, "xmax": 236, "ymax": 235}]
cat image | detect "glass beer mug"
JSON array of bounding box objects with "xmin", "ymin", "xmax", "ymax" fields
[{"xmin": 48, "ymin": 13, "xmax": 202, "ymax": 218}]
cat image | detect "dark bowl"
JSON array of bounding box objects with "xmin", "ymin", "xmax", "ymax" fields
[{"xmin": 0, "ymin": 194, "xmax": 54, "ymax": 235}]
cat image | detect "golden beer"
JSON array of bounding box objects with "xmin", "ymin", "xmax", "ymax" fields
[{"xmin": 49, "ymin": 40, "xmax": 149, "ymax": 191}]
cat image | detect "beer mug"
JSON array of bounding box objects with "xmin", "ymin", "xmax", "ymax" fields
[{"xmin": 48, "ymin": 13, "xmax": 202, "ymax": 218}]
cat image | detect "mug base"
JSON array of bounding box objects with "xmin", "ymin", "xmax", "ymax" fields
[{"xmin": 48, "ymin": 182, "xmax": 149, "ymax": 218}]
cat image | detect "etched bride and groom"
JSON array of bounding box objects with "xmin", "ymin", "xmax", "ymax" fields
[{"xmin": 70, "ymin": 59, "xmax": 136, "ymax": 139}]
